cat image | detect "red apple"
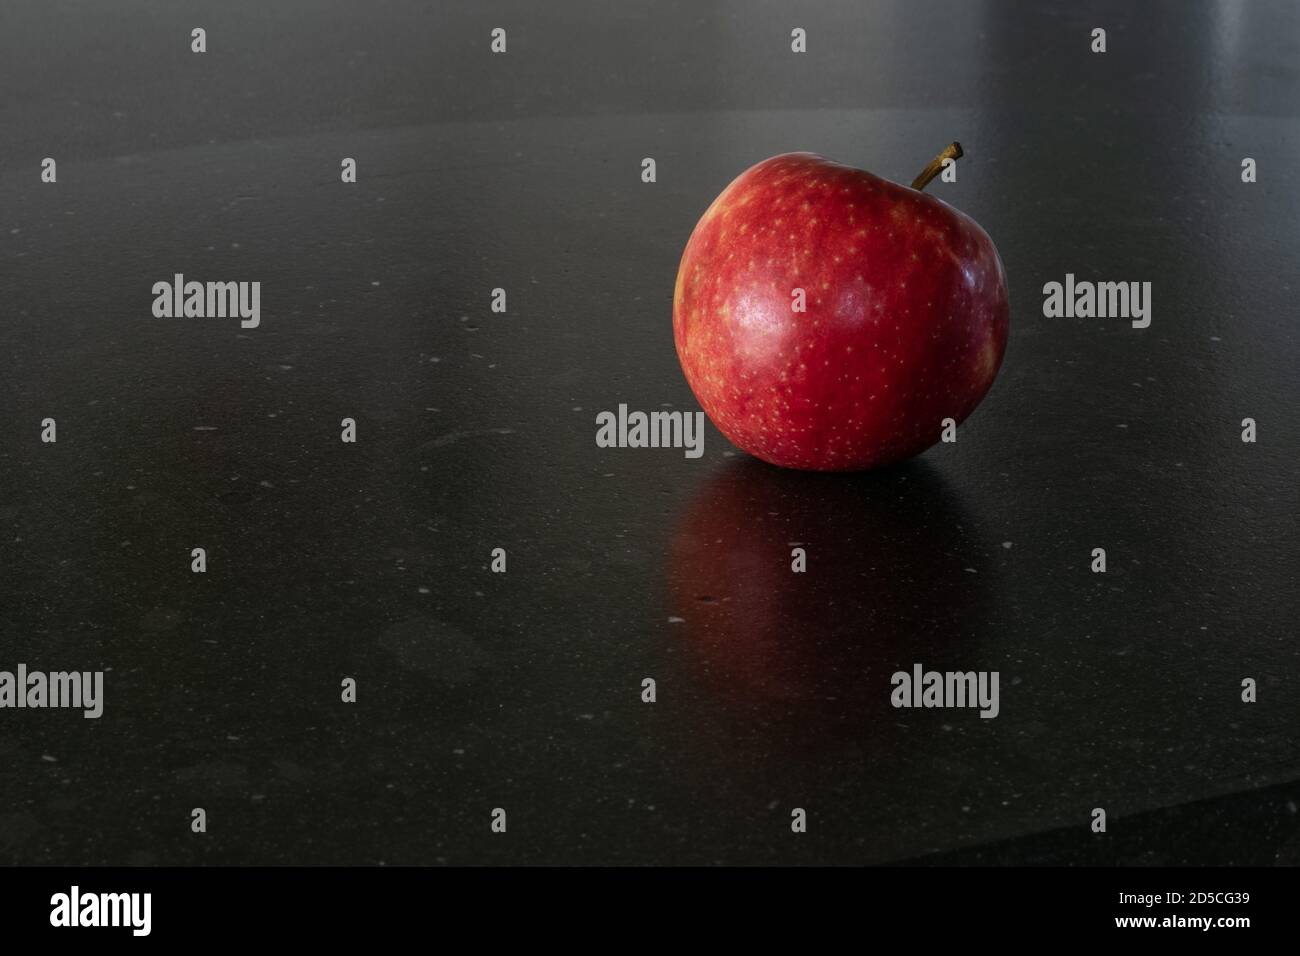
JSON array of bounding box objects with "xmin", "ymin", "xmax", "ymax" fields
[{"xmin": 673, "ymin": 144, "xmax": 1009, "ymax": 471}]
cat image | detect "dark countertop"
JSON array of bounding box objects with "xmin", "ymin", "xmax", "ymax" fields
[{"xmin": 0, "ymin": 0, "xmax": 1297, "ymax": 865}]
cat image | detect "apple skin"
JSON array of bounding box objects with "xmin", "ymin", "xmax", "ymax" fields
[{"xmin": 673, "ymin": 152, "xmax": 1009, "ymax": 471}]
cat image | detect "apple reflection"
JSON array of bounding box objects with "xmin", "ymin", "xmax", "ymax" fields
[{"xmin": 666, "ymin": 456, "xmax": 997, "ymax": 761}]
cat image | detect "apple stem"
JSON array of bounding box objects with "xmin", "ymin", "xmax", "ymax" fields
[{"xmin": 910, "ymin": 142, "xmax": 963, "ymax": 192}]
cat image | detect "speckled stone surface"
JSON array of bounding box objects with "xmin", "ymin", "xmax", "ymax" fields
[{"xmin": 0, "ymin": 0, "xmax": 1297, "ymax": 865}]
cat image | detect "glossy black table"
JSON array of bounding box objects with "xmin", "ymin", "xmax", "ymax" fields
[{"xmin": 1, "ymin": 0, "xmax": 1297, "ymax": 865}]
